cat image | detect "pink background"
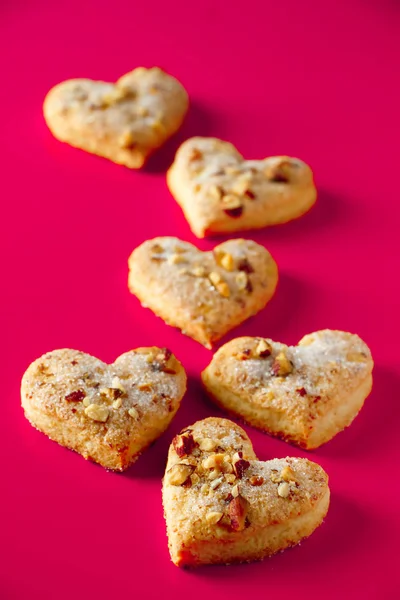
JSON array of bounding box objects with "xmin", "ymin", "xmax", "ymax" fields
[{"xmin": 1, "ymin": 1, "xmax": 399, "ymax": 598}]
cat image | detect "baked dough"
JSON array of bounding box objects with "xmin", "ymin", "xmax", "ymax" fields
[
  {"xmin": 21, "ymin": 347, "xmax": 187, "ymax": 470},
  {"xmin": 162, "ymin": 417, "xmax": 329, "ymax": 566},
  {"xmin": 127, "ymin": 236, "xmax": 278, "ymax": 348},
  {"xmin": 43, "ymin": 67, "xmax": 189, "ymax": 168},
  {"xmin": 167, "ymin": 137, "xmax": 317, "ymax": 237},
  {"xmin": 202, "ymin": 330, "xmax": 373, "ymax": 449}
]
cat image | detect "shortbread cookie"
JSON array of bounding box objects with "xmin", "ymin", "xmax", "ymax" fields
[
  {"xmin": 167, "ymin": 137, "xmax": 317, "ymax": 237},
  {"xmin": 202, "ymin": 330, "xmax": 373, "ymax": 449},
  {"xmin": 21, "ymin": 347, "xmax": 187, "ymax": 471},
  {"xmin": 162, "ymin": 417, "xmax": 329, "ymax": 566},
  {"xmin": 127, "ymin": 237, "xmax": 278, "ymax": 348},
  {"xmin": 43, "ymin": 67, "xmax": 189, "ymax": 168}
]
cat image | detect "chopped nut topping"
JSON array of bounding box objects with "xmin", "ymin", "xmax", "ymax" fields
[
  {"xmin": 65, "ymin": 390, "xmax": 86, "ymax": 402},
  {"xmin": 151, "ymin": 347, "xmax": 177, "ymax": 374},
  {"xmin": 173, "ymin": 245, "xmax": 186, "ymax": 254},
  {"xmin": 190, "ymin": 473, "xmax": 200, "ymax": 485},
  {"xmin": 265, "ymin": 159, "xmax": 294, "ymax": 183},
  {"xmin": 272, "ymin": 352, "xmax": 293, "ymax": 376},
  {"xmin": 221, "ymin": 194, "xmax": 243, "ymax": 218},
  {"xmin": 255, "ymin": 339, "xmax": 272, "ymax": 357},
  {"xmin": 249, "ymin": 476, "xmax": 264, "ymax": 486},
  {"xmin": 280, "ymin": 466, "xmax": 296, "ymax": 482},
  {"xmin": 225, "ymin": 473, "xmax": 236, "ymax": 484},
  {"xmin": 214, "ymin": 250, "xmax": 234, "ymax": 272},
  {"xmin": 206, "ymin": 511, "xmax": 223, "ymax": 525},
  {"xmin": 128, "ymin": 407, "xmax": 139, "ymax": 419},
  {"xmin": 277, "ymin": 482, "xmax": 290, "ymax": 498},
  {"xmin": 82, "ymin": 397, "xmax": 91, "ymax": 407},
  {"xmin": 210, "ymin": 476, "xmax": 224, "ymax": 490},
  {"xmin": 228, "ymin": 496, "xmax": 247, "ymax": 531},
  {"xmin": 270, "ymin": 469, "xmax": 281, "ymax": 483},
  {"xmin": 111, "ymin": 377, "xmax": 126, "ymax": 394},
  {"xmin": 231, "ymin": 484, "xmax": 240, "ymax": 498},
  {"xmin": 209, "ymin": 272, "xmax": 230, "ymax": 298},
  {"xmin": 173, "ymin": 431, "xmax": 196, "ymax": 458},
  {"xmin": 198, "ymin": 438, "xmax": 218, "ymax": 452},
  {"xmin": 151, "ymin": 243, "xmax": 164, "ymax": 254},
  {"xmin": 168, "ymin": 253, "xmax": 186, "ymax": 265},
  {"xmin": 138, "ymin": 382, "xmax": 153, "ymax": 392},
  {"xmin": 84, "ymin": 404, "xmax": 109, "ymax": 422},
  {"xmin": 113, "ymin": 398, "xmax": 122, "ymax": 409},
  {"xmin": 347, "ymin": 352, "xmax": 367, "ymax": 362},
  {"xmin": 191, "ymin": 266, "xmax": 207, "ymax": 277},
  {"xmin": 208, "ymin": 469, "xmax": 220, "ymax": 481},
  {"xmin": 235, "ymin": 271, "xmax": 252, "ymax": 292},
  {"xmin": 232, "ymin": 451, "xmax": 250, "ymax": 478},
  {"xmin": 119, "ymin": 130, "xmax": 135, "ymax": 149},
  {"xmin": 188, "ymin": 148, "xmax": 203, "ymax": 161},
  {"xmin": 166, "ymin": 463, "xmax": 194, "ymax": 486},
  {"xmin": 209, "ymin": 184, "xmax": 223, "ymax": 200},
  {"xmin": 201, "ymin": 483, "xmax": 209, "ymax": 495}
]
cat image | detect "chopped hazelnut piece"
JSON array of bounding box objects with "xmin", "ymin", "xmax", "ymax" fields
[
  {"xmin": 65, "ymin": 390, "xmax": 86, "ymax": 402},
  {"xmin": 201, "ymin": 483, "xmax": 209, "ymax": 495},
  {"xmin": 270, "ymin": 469, "xmax": 281, "ymax": 483},
  {"xmin": 232, "ymin": 451, "xmax": 250, "ymax": 478},
  {"xmin": 189, "ymin": 148, "xmax": 203, "ymax": 161},
  {"xmin": 215, "ymin": 250, "xmax": 234, "ymax": 272},
  {"xmin": 82, "ymin": 397, "xmax": 91, "ymax": 407},
  {"xmin": 191, "ymin": 266, "xmax": 207, "ymax": 277},
  {"xmin": 231, "ymin": 484, "xmax": 240, "ymax": 498},
  {"xmin": 221, "ymin": 194, "xmax": 243, "ymax": 218},
  {"xmin": 206, "ymin": 511, "xmax": 223, "ymax": 525},
  {"xmin": 347, "ymin": 352, "xmax": 367, "ymax": 362},
  {"xmin": 228, "ymin": 496, "xmax": 247, "ymax": 531},
  {"xmin": 277, "ymin": 482, "xmax": 290, "ymax": 498},
  {"xmin": 249, "ymin": 476, "xmax": 264, "ymax": 486},
  {"xmin": 235, "ymin": 271, "xmax": 251, "ymax": 292},
  {"xmin": 151, "ymin": 347, "xmax": 177, "ymax": 374},
  {"xmin": 168, "ymin": 253, "xmax": 186, "ymax": 265},
  {"xmin": 190, "ymin": 473, "xmax": 200, "ymax": 485},
  {"xmin": 265, "ymin": 159, "xmax": 294, "ymax": 183},
  {"xmin": 280, "ymin": 466, "xmax": 296, "ymax": 482},
  {"xmin": 209, "ymin": 184, "xmax": 223, "ymax": 200},
  {"xmin": 225, "ymin": 474, "xmax": 236, "ymax": 484},
  {"xmin": 112, "ymin": 398, "xmax": 122, "ymax": 409},
  {"xmin": 198, "ymin": 438, "xmax": 218, "ymax": 452},
  {"xmin": 166, "ymin": 463, "xmax": 194, "ymax": 486},
  {"xmin": 210, "ymin": 476, "xmax": 224, "ymax": 490},
  {"xmin": 119, "ymin": 130, "xmax": 135, "ymax": 149},
  {"xmin": 208, "ymin": 271, "xmax": 222, "ymax": 286},
  {"xmin": 173, "ymin": 431, "xmax": 196, "ymax": 457},
  {"xmin": 138, "ymin": 382, "xmax": 153, "ymax": 392},
  {"xmin": 128, "ymin": 407, "xmax": 139, "ymax": 419},
  {"xmin": 111, "ymin": 377, "xmax": 126, "ymax": 394},
  {"xmin": 255, "ymin": 339, "xmax": 272, "ymax": 358},
  {"xmin": 272, "ymin": 352, "xmax": 293, "ymax": 376},
  {"xmin": 151, "ymin": 243, "xmax": 164, "ymax": 254},
  {"xmin": 84, "ymin": 404, "xmax": 109, "ymax": 422},
  {"xmin": 209, "ymin": 272, "xmax": 230, "ymax": 298}
]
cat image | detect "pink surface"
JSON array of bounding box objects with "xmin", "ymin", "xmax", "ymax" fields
[{"xmin": 1, "ymin": 0, "xmax": 399, "ymax": 598}]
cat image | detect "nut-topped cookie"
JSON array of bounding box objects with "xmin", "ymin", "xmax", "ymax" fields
[
  {"xmin": 127, "ymin": 236, "xmax": 278, "ymax": 348},
  {"xmin": 162, "ymin": 417, "xmax": 330, "ymax": 566},
  {"xmin": 21, "ymin": 347, "xmax": 187, "ymax": 470},
  {"xmin": 167, "ymin": 137, "xmax": 317, "ymax": 237},
  {"xmin": 43, "ymin": 67, "xmax": 189, "ymax": 168},
  {"xmin": 202, "ymin": 330, "xmax": 373, "ymax": 449}
]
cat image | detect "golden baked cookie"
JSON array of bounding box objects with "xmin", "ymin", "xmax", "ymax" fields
[
  {"xmin": 43, "ymin": 67, "xmax": 189, "ymax": 168},
  {"xmin": 167, "ymin": 137, "xmax": 317, "ymax": 237},
  {"xmin": 202, "ymin": 330, "xmax": 373, "ymax": 449},
  {"xmin": 162, "ymin": 417, "xmax": 329, "ymax": 567},
  {"xmin": 127, "ymin": 236, "xmax": 278, "ymax": 348},
  {"xmin": 21, "ymin": 347, "xmax": 187, "ymax": 471}
]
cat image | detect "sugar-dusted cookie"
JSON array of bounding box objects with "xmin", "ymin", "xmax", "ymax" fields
[
  {"xmin": 127, "ymin": 237, "xmax": 278, "ymax": 348},
  {"xmin": 21, "ymin": 347, "xmax": 187, "ymax": 471},
  {"xmin": 202, "ymin": 330, "xmax": 373, "ymax": 449},
  {"xmin": 167, "ymin": 137, "xmax": 317, "ymax": 237},
  {"xmin": 162, "ymin": 417, "xmax": 329, "ymax": 566},
  {"xmin": 43, "ymin": 67, "xmax": 189, "ymax": 168}
]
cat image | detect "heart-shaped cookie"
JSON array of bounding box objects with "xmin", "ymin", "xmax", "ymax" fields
[
  {"xmin": 43, "ymin": 67, "xmax": 189, "ymax": 168},
  {"xmin": 162, "ymin": 417, "xmax": 329, "ymax": 566},
  {"xmin": 202, "ymin": 330, "xmax": 373, "ymax": 449},
  {"xmin": 167, "ymin": 137, "xmax": 317, "ymax": 237},
  {"xmin": 127, "ymin": 237, "xmax": 278, "ymax": 348},
  {"xmin": 21, "ymin": 347, "xmax": 187, "ymax": 471}
]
